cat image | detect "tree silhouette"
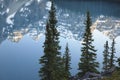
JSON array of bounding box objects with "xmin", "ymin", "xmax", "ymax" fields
[
  {"xmin": 103, "ymin": 41, "xmax": 110, "ymax": 72},
  {"xmin": 109, "ymin": 39, "xmax": 116, "ymax": 68},
  {"xmin": 78, "ymin": 11, "xmax": 99, "ymax": 77},
  {"xmin": 63, "ymin": 43, "xmax": 71, "ymax": 79},
  {"xmin": 39, "ymin": 0, "xmax": 64, "ymax": 80}
]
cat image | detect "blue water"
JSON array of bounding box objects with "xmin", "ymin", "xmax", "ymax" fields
[{"xmin": 0, "ymin": 1, "xmax": 120, "ymax": 80}]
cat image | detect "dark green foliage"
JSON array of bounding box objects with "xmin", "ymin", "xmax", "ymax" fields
[
  {"xmin": 103, "ymin": 39, "xmax": 116, "ymax": 72},
  {"xmin": 78, "ymin": 11, "xmax": 99, "ymax": 77},
  {"xmin": 63, "ymin": 43, "xmax": 71, "ymax": 79},
  {"xmin": 39, "ymin": 22, "xmax": 53, "ymax": 80},
  {"xmin": 109, "ymin": 39, "xmax": 116, "ymax": 68},
  {"xmin": 103, "ymin": 41, "xmax": 110, "ymax": 71},
  {"xmin": 39, "ymin": 1, "xmax": 64, "ymax": 80},
  {"xmin": 117, "ymin": 57, "xmax": 120, "ymax": 67}
]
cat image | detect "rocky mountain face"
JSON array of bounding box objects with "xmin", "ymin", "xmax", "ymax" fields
[
  {"xmin": 92, "ymin": 16, "xmax": 120, "ymax": 39},
  {"xmin": 0, "ymin": 0, "xmax": 86, "ymax": 44},
  {"xmin": 0, "ymin": 0, "xmax": 120, "ymax": 44},
  {"xmin": 0, "ymin": 0, "xmax": 47, "ymax": 43}
]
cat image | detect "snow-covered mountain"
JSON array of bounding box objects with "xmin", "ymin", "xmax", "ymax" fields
[
  {"xmin": 0, "ymin": 0, "xmax": 120, "ymax": 44},
  {"xmin": 92, "ymin": 16, "xmax": 120, "ymax": 39},
  {"xmin": 0, "ymin": 0, "xmax": 85, "ymax": 43},
  {"xmin": 0, "ymin": 0, "xmax": 47, "ymax": 43}
]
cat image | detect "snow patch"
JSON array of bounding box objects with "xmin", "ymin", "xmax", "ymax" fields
[
  {"xmin": 37, "ymin": 0, "xmax": 42, "ymax": 3},
  {"xmin": 43, "ymin": 15, "xmax": 47, "ymax": 19},
  {"xmin": 6, "ymin": 12, "xmax": 16, "ymax": 25},
  {"xmin": 25, "ymin": 0, "xmax": 33, "ymax": 6},
  {"xmin": 2, "ymin": 27, "xmax": 5, "ymax": 33},
  {"xmin": 6, "ymin": 8, "xmax": 10, "ymax": 13},
  {"xmin": 0, "ymin": 11, "xmax": 5, "ymax": 15},
  {"xmin": 20, "ymin": 8, "xmax": 24, "ymax": 12},
  {"xmin": 99, "ymin": 15, "xmax": 104, "ymax": 18},
  {"xmin": 46, "ymin": 1, "xmax": 51, "ymax": 10},
  {"xmin": 63, "ymin": 13, "xmax": 69, "ymax": 17}
]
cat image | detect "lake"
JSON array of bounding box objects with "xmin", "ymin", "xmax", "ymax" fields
[{"xmin": 0, "ymin": 0, "xmax": 120, "ymax": 80}]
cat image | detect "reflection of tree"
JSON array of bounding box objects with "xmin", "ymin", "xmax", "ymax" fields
[{"xmin": 39, "ymin": 1, "xmax": 65, "ymax": 80}]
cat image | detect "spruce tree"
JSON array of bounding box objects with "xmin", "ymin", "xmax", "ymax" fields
[
  {"xmin": 109, "ymin": 39, "xmax": 116, "ymax": 68},
  {"xmin": 39, "ymin": 0, "xmax": 64, "ymax": 80},
  {"xmin": 117, "ymin": 57, "xmax": 120, "ymax": 67},
  {"xmin": 39, "ymin": 22, "xmax": 53, "ymax": 80},
  {"xmin": 63, "ymin": 43, "xmax": 71, "ymax": 79},
  {"xmin": 78, "ymin": 11, "xmax": 99, "ymax": 77},
  {"xmin": 103, "ymin": 41, "xmax": 110, "ymax": 72}
]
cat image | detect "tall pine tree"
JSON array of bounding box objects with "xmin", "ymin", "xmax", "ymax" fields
[
  {"xmin": 63, "ymin": 43, "xmax": 71, "ymax": 79},
  {"xmin": 109, "ymin": 39, "xmax": 116, "ymax": 68},
  {"xmin": 103, "ymin": 41, "xmax": 110, "ymax": 72},
  {"xmin": 39, "ymin": 0, "xmax": 64, "ymax": 80},
  {"xmin": 78, "ymin": 11, "xmax": 99, "ymax": 77}
]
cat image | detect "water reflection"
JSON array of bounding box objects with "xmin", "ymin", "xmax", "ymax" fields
[
  {"xmin": 0, "ymin": 1, "xmax": 120, "ymax": 80},
  {"xmin": 0, "ymin": 0, "xmax": 120, "ymax": 45},
  {"xmin": 56, "ymin": 0, "xmax": 120, "ymax": 18}
]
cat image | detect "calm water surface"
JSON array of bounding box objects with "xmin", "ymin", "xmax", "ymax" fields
[{"xmin": 0, "ymin": 1, "xmax": 120, "ymax": 80}]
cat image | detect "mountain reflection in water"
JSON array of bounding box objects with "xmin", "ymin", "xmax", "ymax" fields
[{"xmin": 0, "ymin": 0, "xmax": 120, "ymax": 80}]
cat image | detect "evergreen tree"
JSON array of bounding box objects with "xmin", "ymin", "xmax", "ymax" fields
[
  {"xmin": 63, "ymin": 43, "xmax": 71, "ymax": 79},
  {"xmin": 78, "ymin": 11, "xmax": 99, "ymax": 77},
  {"xmin": 39, "ymin": 22, "xmax": 53, "ymax": 80},
  {"xmin": 117, "ymin": 57, "xmax": 120, "ymax": 67},
  {"xmin": 103, "ymin": 41, "xmax": 110, "ymax": 72},
  {"xmin": 109, "ymin": 39, "xmax": 116, "ymax": 68},
  {"xmin": 39, "ymin": 0, "xmax": 64, "ymax": 80}
]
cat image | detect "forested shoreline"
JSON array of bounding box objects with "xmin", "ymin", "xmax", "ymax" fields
[{"xmin": 39, "ymin": 0, "xmax": 120, "ymax": 80}]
